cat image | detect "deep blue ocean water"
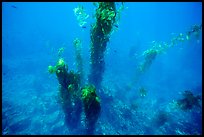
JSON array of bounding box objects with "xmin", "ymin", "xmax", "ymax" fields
[{"xmin": 2, "ymin": 2, "xmax": 202, "ymax": 135}]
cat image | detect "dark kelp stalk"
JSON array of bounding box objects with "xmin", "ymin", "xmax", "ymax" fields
[
  {"xmin": 48, "ymin": 58, "xmax": 82, "ymax": 129},
  {"xmin": 89, "ymin": 2, "xmax": 123, "ymax": 89}
]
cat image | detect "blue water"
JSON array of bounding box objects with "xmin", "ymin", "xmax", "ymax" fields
[{"xmin": 2, "ymin": 2, "xmax": 202, "ymax": 135}]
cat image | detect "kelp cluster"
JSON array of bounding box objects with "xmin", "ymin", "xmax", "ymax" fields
[
  {"xmin": 138, "ymin": 23, "xmax": 202, "ymax": 73},
  {"xmin": 176, "ymin": 90, "xmax": 201, "ymax": 110},
  {"xmin": 81, "ymin": 85, "xmax": 101, "ymax": 134},
  {"xmin": 168, "ymin": 90, "xmax": 201, "ymax": 111},
  {"xmin": 73, "ymin": 5, "xmax": 89, "ymax": 27},
  {"xmin": 48, "ymin": 58, "xmax": 101, "ymax": 133},
  {"xmin": 48, "ymin": 3, "xmax": 123, "ymax": 133},
  {"xmin": 48, "ymin": 58, "xmax": 82, "ymax": 129},
  {"xmin": 139, "ymin": 49, "xmax": 158, "ymax": 73},
  {"xmin": 89, "ymin": 2, "xmax": 122, "ymax": 89},
  {"xmin": 48, "ymin": 2, "xmax": 124, "ymax": 133}
]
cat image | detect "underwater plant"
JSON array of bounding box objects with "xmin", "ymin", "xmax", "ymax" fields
[
  {"xmin": 127, "ymin": 23, "xmax": 202, "ymax": 91},
  {"xmin": 89, "ymin": 2, "xmax": 123, "ymax": 89},
  {"xmin": 73, "ymin": 38, "xmax": 84, "ymax": 86},
  {"xmin": 186, "ymin": 24, "xmax": 202, "ymax": 40},
  {"xmin": 81, "ymin": 84, "xmax": 101, "ymax": 134},
  {"xmin": 169, "ymin": 90, "xmax": 202, "ymax": 112},
  {"xmin": 176, "ymin": 90, "xmax": 201, "ymax": 111},
  {"xmin": 139, "ymin": 49, "xmax": 158, "ymax": 73},
  {"xmin": 137, "ymin": 23, "xmax": 202, "ymax": 74},
  {"xmin": 48, "ymin": 58, "xmax": 81, "ymax": 92},
  {"xmin": 48, "ymin": 58, "xmax": 82, "ymax": 129},
  {"xmin": 58, "ymin": 47, "xmax": 65, "ymax": 57},
  {"xmin": 73, "ymin": 5, "xmax": 89, "ymax": 28},
  {"xmin": 48, "ymin": 65, "xmax": 56, "ymax": 74}
]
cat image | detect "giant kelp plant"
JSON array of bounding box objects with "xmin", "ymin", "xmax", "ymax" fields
[
  {"xmin": 73, "ymin": 5, "xmax": 89, "ymax": 28},
  {"xmin": 89, "ymin": 2, "xmax": 123, "ymax": 89},
  {"xmin": 48, "ymin": 56, "xmax": 101, "ymax": 133},
  {"xmin": 48, "ymin": 58, "xmax": 82, "ymax": 129},
  {"xmin": 139, "ymin": 24, "xmax": 202, "ymax": 74},
  {"xmin": 73, "ymin": 38, "xmax": 84, "ymax": 86},
  {"xmin": 128, "ymin": 24, "xmax": 202, "ymax": 90},
  {"xmin": 81, "ymin": 84, "xmax": 101, "ymax": 134}
]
